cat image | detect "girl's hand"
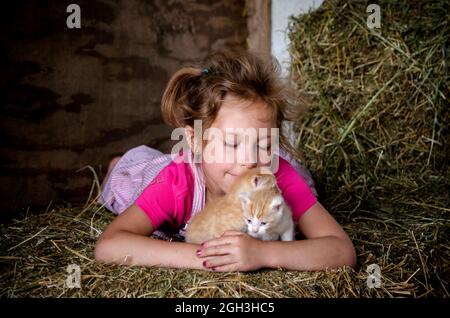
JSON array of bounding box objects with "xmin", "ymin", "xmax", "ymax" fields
[{"xmin": 196, "ymin": 230, "xmax": 265, "ymax": 272}]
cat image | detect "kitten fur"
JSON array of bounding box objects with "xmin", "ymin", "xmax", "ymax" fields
[{"xmin": 185, "ymin": 167, "xmax": 293, "ymax": 243}]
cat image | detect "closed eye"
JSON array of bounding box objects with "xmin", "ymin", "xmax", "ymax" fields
[
  {"xmin": 260, "ymin": 222, "xmax": 267, "ymax": 226},
  {"xmin": 224, "ymin": 141, "xmax": 239, "ymax": 148},
  {"xmin": 258, "ymin": 144, "xmax": 271, "ymax": 150},
  {"xmin": 258, "ymin": 137, "xmax": 271, "ymax": 150},
  {"xmin": 246, "ymin": 219, "xmax": 251, "ymax": 223}
]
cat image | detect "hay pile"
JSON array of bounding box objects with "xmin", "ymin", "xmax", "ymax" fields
[
  {"xmin": 0, "ymin": 203, "xmax": 416, "ymax": 297},
  {"xmin": 1, "ymin": 0, "xmax": 448, "ymax": 298},
  {"xmin": 288, "ymin": 0, "xmax": 449, "ymax": 297}
]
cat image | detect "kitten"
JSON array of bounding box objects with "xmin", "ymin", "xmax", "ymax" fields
[
  {"xmin": 239, "ymin": 187, "xmax": 295, "ymax": 241},
  {"xmin": 185, "ymin": 166, "xmax": 294, "ymax": 243}
]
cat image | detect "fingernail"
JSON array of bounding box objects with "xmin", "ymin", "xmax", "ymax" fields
[
  {"xmin": 196, "ymin": 250, "xmax": 202, "ymax": 256},
  {"xmin": 202, "ymin": 261, "xmax": 207, "ymax": 267}
]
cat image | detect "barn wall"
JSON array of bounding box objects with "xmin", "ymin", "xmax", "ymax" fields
[{"xmin": 0, "ymin": 0, "xmax": 270, "ymax": 217}]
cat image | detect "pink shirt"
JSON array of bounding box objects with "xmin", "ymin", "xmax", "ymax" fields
[{"xmin": 134, "ymin": 156, "xmax": 317, "ymax": 232}]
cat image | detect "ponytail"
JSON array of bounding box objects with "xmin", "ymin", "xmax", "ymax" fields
[{"xmin": 161, "ymin": 67, "xmax": 203, "ymax": 128}]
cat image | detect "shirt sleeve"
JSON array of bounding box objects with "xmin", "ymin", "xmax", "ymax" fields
[
  {"xmin": 275, "ymin": 157, "xmax": 318, "ymax": 222},
  {"xmin": 134, "ymin": 167, "xmax": 176, "ymax": 230}
]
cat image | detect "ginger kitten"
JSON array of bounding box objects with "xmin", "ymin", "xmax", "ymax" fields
[
  {"xmin": 239, "ymin": 187, "xmax": 295, "ymax": 241},
  {"xmin": 185, "ymin": 167, "xmax": 294, "ymax": 243}
]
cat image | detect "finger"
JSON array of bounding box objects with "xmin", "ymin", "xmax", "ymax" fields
[
  {"xmin": 202, "ymin": 255, "xmax": 235, "ymax": 269},
  {"xmin": 200, "ymin": 243, "xmax": 233, "ymax": 258},
  {"xmin": 212, "ymin": 263, "xmax": 239, "ymax": 272}
]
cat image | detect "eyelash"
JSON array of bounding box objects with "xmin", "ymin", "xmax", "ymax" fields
[
  {"xmin": 224, "ymin": 142, "xmax": 271, "ymax": 149},
  {"xmin": 224, "ymin": 142, "xmax": 239, "ymax": 148}
]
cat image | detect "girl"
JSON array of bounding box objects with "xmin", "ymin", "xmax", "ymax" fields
[{"xmin": 94, "ymin": 51, "xmax": 356, "ymax": 272}]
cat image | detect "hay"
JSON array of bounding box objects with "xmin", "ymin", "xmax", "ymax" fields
[
  {"xmin": 1, "ymin": 0, "xmax": 448, "ymax": 298},
  {"xmin": 0, "ymin": 203, "xmax": 419, "ymax": 297},
  {"xmin": 288, "ymin": 0, "xmax": 449, "ymax": 297}
]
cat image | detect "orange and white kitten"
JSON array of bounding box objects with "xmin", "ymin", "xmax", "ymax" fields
[
  {"xmin": 185, "ymin": 167, "xmax": 294, "ymax": 243},
  {"xmin": 239, "ymin": 187, "xmax": 295, "ymax": 241}
]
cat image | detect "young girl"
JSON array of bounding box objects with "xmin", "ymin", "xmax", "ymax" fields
[{"xmin": 94, "ymin": 51, "xmax": 356, "ymax": 272}]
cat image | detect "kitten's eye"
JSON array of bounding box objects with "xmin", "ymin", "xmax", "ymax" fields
[
  {"xmin": 260, "ymin": 222, "xmax": 267, "ymax": 226},
  {"xmin": 246, "ymin": 219, "xmax": 251, "ymax": 223}
]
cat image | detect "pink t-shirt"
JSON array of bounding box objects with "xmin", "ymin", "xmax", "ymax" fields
[{"xmin": 134, "ymin": 156, "xmax": 317, "ymax": 232}]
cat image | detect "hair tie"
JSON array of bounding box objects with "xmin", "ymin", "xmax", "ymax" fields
[{"xmin": 201, "ymin": 68, "xmax": 209, "ymax": 75}]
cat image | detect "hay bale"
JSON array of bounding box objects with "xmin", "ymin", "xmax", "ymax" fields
[{"xmin": 288, "ymin": 0, "xmax": 449, "ymax": 297}]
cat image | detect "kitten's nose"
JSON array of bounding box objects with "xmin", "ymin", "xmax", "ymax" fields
[{"xmin": 251, "ymin": 227, "xmax": 258, "ymax": 233}]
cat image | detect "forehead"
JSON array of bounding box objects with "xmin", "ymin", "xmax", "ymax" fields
[
  {"xmin": 246, "ymin": 190, "xmax": 274, "ymax": 218},
  {"xmin": 212, "ymin": 95, "xmax": 274, "ymax": 130}
]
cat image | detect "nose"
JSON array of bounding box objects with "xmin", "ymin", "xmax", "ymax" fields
[
  {"xmin": 242, "ymin": 161, "xmax": 257, "ymax": 169},
  {"xmin": 251, "ymin": 226, "xmax": 258, "ymax": 233},
  {"xmin": 240, "ymin": 145, "xmax": 257, "ymax": 169}
]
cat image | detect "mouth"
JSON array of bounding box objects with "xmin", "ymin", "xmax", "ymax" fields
[{"xmin": 227, "ymin": 169, "xmax": 248, "ymax": 177}]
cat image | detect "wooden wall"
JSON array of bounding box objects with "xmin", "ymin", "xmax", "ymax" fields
[{"xmin": 0, "ymin": 0, "xmax": 271, "ymax": 218}]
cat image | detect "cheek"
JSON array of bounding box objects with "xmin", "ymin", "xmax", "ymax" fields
[{"xmin": 203, "ymin": 162, "xmax": 233, "ymax": 175}]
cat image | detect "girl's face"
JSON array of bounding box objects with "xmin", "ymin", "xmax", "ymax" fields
[{"xmin": 197, "ymin": 94, "xmax": 276, "ymax": 199}]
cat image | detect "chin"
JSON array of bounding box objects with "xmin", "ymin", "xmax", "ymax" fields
[{"xmin": 221, "ymin": 172, "xmax": 239, "ymax": 193}]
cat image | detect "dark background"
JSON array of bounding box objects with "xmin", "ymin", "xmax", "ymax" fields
[{"xmin": 0, "ymin": 0, "xmax": 269, "ymax": 219}]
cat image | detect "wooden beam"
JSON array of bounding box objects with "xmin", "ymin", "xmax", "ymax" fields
[{"xmin": 245, "ymin": 0, "xmax": 271, "ymax": 54}]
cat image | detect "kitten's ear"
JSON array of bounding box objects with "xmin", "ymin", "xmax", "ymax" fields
[
  {"xmin": 252, "ymin": 173, "xmax": 275, "ymax": 189},
  {"xmin": 252, "ymin": 175, "xmax": 260, "ymax": 188},
  {"xmin": 252, "ymin": 167, "xmax": 272, "ymax": 188},
  {"xmin": 239, "ymin": 192, "xmax": 251, "ymax": 208},
  {"xmin": 270, "ymin": 195, "xmax": 284, "ymax": 212}
]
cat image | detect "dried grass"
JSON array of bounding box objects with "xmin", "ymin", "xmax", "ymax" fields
[{"xmin": 288, "ymin": 0, "xmax": 449, "ymax": 297}]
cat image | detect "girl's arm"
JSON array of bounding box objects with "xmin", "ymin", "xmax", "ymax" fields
[
  {"xmin": 94, "ymin": 204, "xmax": 205, "ymax": 269},
  {"xmin": 198, "ymin": 202, "xmax": 357, "ymax": 272}
]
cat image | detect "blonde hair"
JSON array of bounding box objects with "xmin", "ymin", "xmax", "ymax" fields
[{"xmin": 161, "ymin": 50, "xmax": 306, "ymax": 162}]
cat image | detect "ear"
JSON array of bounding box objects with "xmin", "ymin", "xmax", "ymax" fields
[
  {"xmin": 184, "ymin": 126, "xmax": 195, "ymax": 152},
  {"xmin": 185, "ymin": 125, "xmax": 203, "ymax": 162},
  {"xmin": 270, "ymin": 195, "xmax": 284, "ymax": 212},
  {"xmin": 238, "ymin": 191, "xmax": 250, "ymax": 209}
]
